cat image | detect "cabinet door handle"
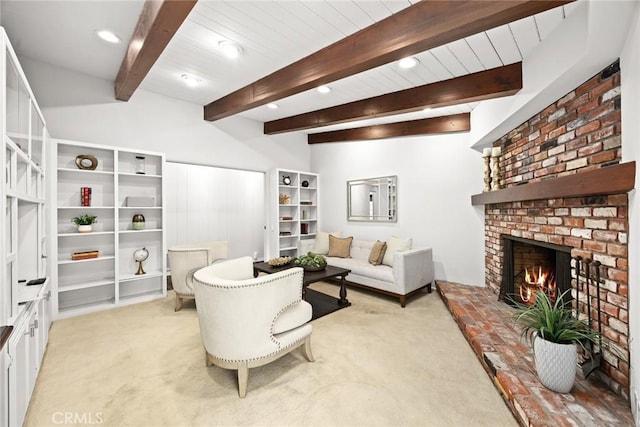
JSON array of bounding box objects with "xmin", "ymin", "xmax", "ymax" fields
[
  {"xmin": 25, "ymin": 327, "xmax": 34, "ymax": 338},
  {"xmin": 34, "ymin": 319, "xmax": 39, "ymax": 329},
  {"xmin": 45, "ymin": 290, "xmax": 51, "ymax": 301}
]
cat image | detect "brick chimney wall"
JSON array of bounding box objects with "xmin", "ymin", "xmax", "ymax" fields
[{"xmin": 484, "ymin": 60, "xmax": 629, "ymax": 399}]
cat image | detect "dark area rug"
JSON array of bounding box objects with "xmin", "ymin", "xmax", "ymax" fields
[{"xmin": 305, "ymin": 288, "xmax": 350, "ymax": 320}]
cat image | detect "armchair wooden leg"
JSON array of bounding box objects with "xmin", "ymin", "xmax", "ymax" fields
[
  {"xmin": 205, "ymin": 351, "xmax": 213, "ymax": 367},
  {"xmin": 175, "ymin": 295, "xmax": 183, "ymax": 312},
  {"xmin": 237, "ymin": 363, "xmax": 249, "ymax": 398},
  {"xmin": 303, "ymin": 335, "xmax": 315, "ymax": 362}
]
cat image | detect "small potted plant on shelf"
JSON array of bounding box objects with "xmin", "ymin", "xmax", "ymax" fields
[
  {"xmin": 513, "ymin": 289, "xmax": 600, "ymax": 393},
  {"xmin": 294, "ymin": 252, "xmax": 327, "ymax": 271},
  {"xmin": 71, "ymin": 214, "xmax": 97, "ymax": 233}
]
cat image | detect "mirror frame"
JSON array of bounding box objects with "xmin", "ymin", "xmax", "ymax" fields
[{"xmin": 347, "ymin": 175, "xmax": 397, "ymax": 222}]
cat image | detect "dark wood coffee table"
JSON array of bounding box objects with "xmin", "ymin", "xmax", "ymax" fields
[{"xmin": 253, "ymin": 262, "xmax": 351, "ymax": 306}]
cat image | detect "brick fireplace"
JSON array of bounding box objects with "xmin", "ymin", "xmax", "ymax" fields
[{"xmin": 481, "ymin": 60, "xmax": 632, "ymax": 399}]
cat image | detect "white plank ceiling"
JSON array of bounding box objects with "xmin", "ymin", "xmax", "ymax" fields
[{"xmin": 0, "ymin": 0, "xmax": 578, "ymax": 134}]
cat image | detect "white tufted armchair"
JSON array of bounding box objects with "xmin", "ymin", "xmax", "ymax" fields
[
  {"xmin": 167, "ymin": 240, "xmax": 228, "ymax": 311},
  {"xmin": 193, "ymin": 256, "xmax": 314, "ymax": 397}
]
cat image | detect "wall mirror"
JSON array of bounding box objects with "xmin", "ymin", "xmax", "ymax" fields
[{"xmin": 347, "ymin": 175, "xmax": 397, "ymax": 222}]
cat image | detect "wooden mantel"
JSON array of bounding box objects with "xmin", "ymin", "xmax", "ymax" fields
[{"xmin": 471, "ymin": 162, "xmax": 636, "ymax": 205}]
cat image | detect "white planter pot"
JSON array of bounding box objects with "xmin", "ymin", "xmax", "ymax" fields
[
  {"xmin": 534, "ymin": 335, "xmax": 577, "ymax": 393},
  {"xmin": 77, "ymin": 224, "xmax": 92, "ymax": 233}
]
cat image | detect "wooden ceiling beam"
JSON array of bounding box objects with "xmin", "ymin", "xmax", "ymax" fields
[
  {"xmin": 115, "ymin": 0, "xmax": 197, "ymax": 101},
  {"xmin": 307, "ymin": 113, "xmax": 470, "ymax": 144},
  {"xmin": 204, "ymin": 0, "xmax": 570, "ymax": 121},
  {"xmin": 265, "ymin": 63, "xmax": 521, "ymax": 135}
]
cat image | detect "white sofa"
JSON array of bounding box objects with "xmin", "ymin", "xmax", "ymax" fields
[{"xmin": 297, "ymin": 238, "xmax": 434, "ymax": 307}]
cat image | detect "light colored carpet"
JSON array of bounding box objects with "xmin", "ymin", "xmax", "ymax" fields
[{"xmin": 24, "ymin": 282, "xmax": 517, "ymax": 427}]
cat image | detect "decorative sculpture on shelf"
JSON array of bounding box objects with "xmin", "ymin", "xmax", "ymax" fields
[
  {"xmin": 490, "ymin": 146, "xmax": 502, "ymax": 191},
  {"xmin": 279, "ymin": 193, "xmax": 290, "ymax": 204},
  {"xmin": 482, "ymin": 148, "xmax": 492, "ymax": 192}
]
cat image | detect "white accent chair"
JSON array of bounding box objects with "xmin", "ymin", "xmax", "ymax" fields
[
  {"xmin": 193, "ymin": 256, "xmax": 314, "ymax": 398},
  {"xmin": 167, "ymin": 240, "xmax": 228, "ymax": 311}
]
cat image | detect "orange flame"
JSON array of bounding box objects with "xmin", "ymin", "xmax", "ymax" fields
[{"xmin": 519, "ymin": 265, "xmax": 556, "ymax": 304}]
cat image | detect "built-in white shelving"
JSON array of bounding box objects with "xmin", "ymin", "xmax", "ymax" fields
[
  {"xmin": 267, "ymin": 168, "xmax": 319, "ymax": 259},
  {"xmin": 1, "ymin": 26, "xmax": 52, "ymax": 427},
  {"xmin": 52, "ymin": 139, "xmax": 166, "ymax": 318}
]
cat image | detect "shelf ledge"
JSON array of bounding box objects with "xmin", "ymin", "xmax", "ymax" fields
[
  {"xmin": 471, "ymin": 162, "xmax": 635, "ymax": 206},
  {"xmin": 58, "ymin": 167, "xmax": 114, "ymax": 175}
]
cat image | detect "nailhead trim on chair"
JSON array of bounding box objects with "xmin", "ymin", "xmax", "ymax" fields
[
  {"xmin": 181, "ymin": 266, "xmax": 205, "ymax": 296},
  {"xmin": 195, "ymin": 268, "xmax": 303, "ymax": 290},
  {"xmin": 212, "ymin": 335, "xmax": 309, "ymax": 364},
  {"xmin": 269, "ymin": 299, "xmax": 303, "ymax": 347}
]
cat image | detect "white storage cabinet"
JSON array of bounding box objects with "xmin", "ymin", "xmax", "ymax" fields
[{"xmin": 0, "ymin": 26, "xmax": 52, "ymax": 427}]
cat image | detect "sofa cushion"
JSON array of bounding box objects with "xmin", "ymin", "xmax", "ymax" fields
[
  {"xmin": 327, "ymin": 235, "xmax": 353, "ymax": 258},
  {"xmin": 368, "ymin": 240, "xmax": 387, "ymax": 265},
  {"xmin": 349, "ymin": 239, "xmax": 375, "ymax": 261},
  {"xmin": 313, "ymin": 231, "xmax": 341, "ymax": 255},
  {"xmin": 382, "ymin": 236, "xmax": 412, "ymax": 267},
  {"xmin": 328, "ymin": 257, "xmax": 394, "ymax": 282}
]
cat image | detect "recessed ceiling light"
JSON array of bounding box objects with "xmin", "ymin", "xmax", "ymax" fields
[
  {"xmin": 95, "ymin": 29, "xmax": 121, "ymax": 44},
  {"xmin": 267, "ymin": 103, "xmax": 279, "ymax": 110},
  {"xmin": 423, "ymin": 107, "xmax": 432, "ymax": 112},
  {"xmin": 317, "ymin": 85, "xmax": 331, "ymax": 94},
  {"xmin": 218, "ymin": 40, "xmax": 242, "ymax": 59},
  {"xmin": 398, "ymin": 57, "xmax": 419, "ymax": 69},
  {"xmin": 180, "ymin": 74, "xmax": 201, "ymax": 87}
]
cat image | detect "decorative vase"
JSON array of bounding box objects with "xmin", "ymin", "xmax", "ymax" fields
[
  {"xmin": 302, "ymin": 265, "xmax": 326, "ymax": 272},
  {"xmin": 132, "ymin": 213, "xmax": 146, "ymax": 230},
  {"xmin": 78, "ymin": 224, "xmax": 92, "ymax": 233},
  {"xmin": 534, "ymin": 335, "xmax": 577, "ymax": 393}
]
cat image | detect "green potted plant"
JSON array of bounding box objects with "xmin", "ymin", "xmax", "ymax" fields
[
  {"xmin": 71, "ymin": 214, "xmax": 97, "ymax": 233},
  {"xmin": 294, "ymin": 252, "xmax": 327, "ymax": 271},
  {"xmin": 513, "ymin": 289, "xmax": 600, "ymax": 393}
]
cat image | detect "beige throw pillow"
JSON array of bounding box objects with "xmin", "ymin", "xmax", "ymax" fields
[
  {"xmin": 382, "ymin": 236, "xmax": 412, "ymax": 267},
  {"xmin": 313, "ymin": 231, "xmax": 341, "ymax": 255},
  {"xmin": 327, "ymin": 235, "xmax": 353, "ymax": 258},
  {"xmin": 368, "ymin": 241, "xmax": 387, "ymax": 265}
]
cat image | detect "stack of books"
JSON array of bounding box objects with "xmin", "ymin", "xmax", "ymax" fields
[
  {"xmin": 80, "ymin": 187, "xmax": 92, "ymax": 206},
  {"xmin": 71, "ymin": 250, "xmax": 99, "ymax": 260}
]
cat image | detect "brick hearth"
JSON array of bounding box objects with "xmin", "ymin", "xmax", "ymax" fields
[{"xmin": 437, "ymin": 281, "xmax": 634, "ymax": 426}]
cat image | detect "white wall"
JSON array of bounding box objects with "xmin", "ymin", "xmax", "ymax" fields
[
  {"xmin": 165, "ymin": 162, "xmax": 265, "ymax": 260},
  {"xmin": 620, "ymin": 2, "xmax": 640, "ymax": 421},
  {"xmin": 18, "ymin": 57, "xmax": 311, "ymax": 172},
  {"xmin": 311, "ymin": 132, "xmax": 485, "ymax": 286}
]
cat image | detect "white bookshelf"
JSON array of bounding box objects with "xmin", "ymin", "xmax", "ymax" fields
[
  {"xmin": 52, "ymin": 139, "xmax": 166, "ymax": 318},
  {"xmin": 267, "ymin": 168, "xmax": 319, "ymax": 259}
]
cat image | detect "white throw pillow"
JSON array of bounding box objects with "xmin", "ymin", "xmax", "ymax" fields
[
  {"xmin": 313, "ymin": 231, "xmax": 341, "ymax": 255},
  {"xmin": 382, "ymin": 236, "xmax": 412, "ymax": 267}
]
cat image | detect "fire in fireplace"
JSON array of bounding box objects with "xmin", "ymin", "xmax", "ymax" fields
[
  {"xmin": 519, "ymin": 265, "xmax": 557, "ymax": 305},
  {"xmin": 500, "ymin": 236, "xmax": 571, "ymax": 306}
]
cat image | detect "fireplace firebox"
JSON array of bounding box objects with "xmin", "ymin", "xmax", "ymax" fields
[{"xmin": 500, "ymin": 236, "xmax": 572, "ymax": 306}]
